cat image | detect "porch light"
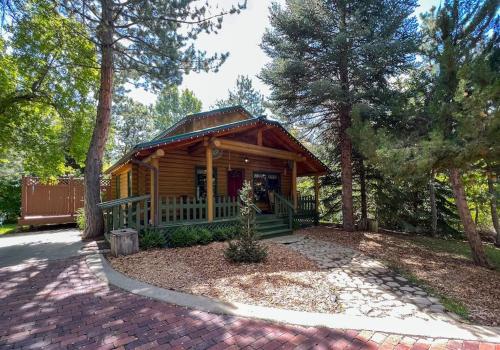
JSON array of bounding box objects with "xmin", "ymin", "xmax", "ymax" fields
[{"xmin": 244, "ymin": 157, "xmax": 249, "ymax": 163}]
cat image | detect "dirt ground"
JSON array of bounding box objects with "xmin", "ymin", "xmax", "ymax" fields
[
  {"xmin": 298, "ymin": 226, "xmax": 500, "ymax": 326},
  {"xmin": 108, "ymin": 242, "xmax": 341, "ymax": 313}
]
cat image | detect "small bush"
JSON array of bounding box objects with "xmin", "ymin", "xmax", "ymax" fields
[
  {"xmin": 225, "ymin": 240, "xmax": 268, "ymax": 263},
  {"xmin": 212, "ymin": 225, "xmax": 239, "ymax": 241},
  {"xmin": 76, "ymin": 208, "xmax": 85, "ymax": 231},
  {"xmin": 169, "ymin": 226, "xmax": 199, "ymax": 247},
  {"xmin": 197, "ymin": 228, "xmax": 213, "ymax": 245},
  {"xmin": 139, "ymin": 229, "xmax": 166, "ymax": 250}
]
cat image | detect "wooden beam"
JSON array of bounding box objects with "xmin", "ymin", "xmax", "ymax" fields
[
  {"xmin": 292, "ymin": 160, "xmax": 297, "ymax": 210},
  {"xmin": 206, "ymin": 145, "xmax": 214, "ymax": 222},
  {"xmin": 257, "ymin": 129, "xmax": 263, "ymax": 146},
  {"xmin": 212, "ymin": 138, "xmax": 305, "ymax": 162},
  {"xmin": 143, "ymin": 148, "xmax": 165, "ymax": 163}
]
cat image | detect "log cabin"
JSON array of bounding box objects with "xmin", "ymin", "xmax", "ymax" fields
[{"xmin": 100, "ymin": 106, "xmax": 329, "ymax": 237}]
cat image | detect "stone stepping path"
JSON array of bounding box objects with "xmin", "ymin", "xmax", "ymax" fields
[{"xmin": 273, "ymin": 236, "xmax": 459, "ymax": 322}]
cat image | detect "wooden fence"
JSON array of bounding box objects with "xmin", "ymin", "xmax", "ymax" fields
[{"xmin": 19, "ymin": 176, "xmax": 110, "ymax": 226}]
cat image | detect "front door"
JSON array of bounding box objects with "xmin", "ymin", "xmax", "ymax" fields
[{"xmin": 227, "ymin": 170, "xmax": 244, "ymax": 198}]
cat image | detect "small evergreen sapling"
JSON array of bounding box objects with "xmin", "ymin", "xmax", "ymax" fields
[{"xmin": 225, "ymin": 181, "xmax": 267, "ymax": 263}]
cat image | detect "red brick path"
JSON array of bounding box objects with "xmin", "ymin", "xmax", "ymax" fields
[{"xmin": 0, "ymin": 257, "xmax": 499, "ymax": 349}]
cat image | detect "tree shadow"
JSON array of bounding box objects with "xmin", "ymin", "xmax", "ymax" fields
[{"xmin": 0, "ymin": 256, "xmax": 377, "ymax": 349}]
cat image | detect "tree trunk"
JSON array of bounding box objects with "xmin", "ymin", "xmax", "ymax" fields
[
  {"xmin": 486, "ymin": 171, "xmax": 500, "ymax": 247},
  {"xmin": 449, "ymin": 168, "xmax": 490, "ymax": 268},
  {"xmin": 338, "ymin": 5, "xmax": 354, "ymax": 231},
  {"xmin": 360, "ymin": 159, "xmax": 368, "ymax": 222},
  {"xmin": 429, "ymin": 171, "xmax": 437, "ymax": 237},
  {"xmin": 474, "ymin": 203, "xmax": 479, "ymax": 225},
  {"xmin": 82, "ymin": 0, "xmax": 114, "ymax": 239}
]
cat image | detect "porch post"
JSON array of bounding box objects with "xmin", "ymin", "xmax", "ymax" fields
[
  {"xmin": 150, "ymin": 158, "xmax": 159, "ymax": 225},
  {"xmin": 206, "ymin": 145, "xmax": 214, "ymax": 222},
  {"xmin": 314, "ymin": 175, "xmax": 320, "ymax": 225},
  {"xmin": 292, "ymin": 160, "xmax": 297, "ymax": 210}
]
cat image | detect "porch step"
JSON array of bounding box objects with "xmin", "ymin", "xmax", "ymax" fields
[{"xmin": 255, "ymin": 214, "xmax": 292, "ymax": 238}]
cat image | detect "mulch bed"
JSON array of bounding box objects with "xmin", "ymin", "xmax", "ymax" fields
[
  {"xmin": 298, "ymin": 226, "xmax": 500, "ymax": 326},
  {"xmin": 108, "ymin": 242, "xmax": 340, "ymax": 313}
]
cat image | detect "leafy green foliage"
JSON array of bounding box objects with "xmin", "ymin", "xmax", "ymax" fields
[
  {"xmin": 154, "ymin": 86, "xmax": 202, "ymax": 131},
  {"xmin": 168, "ymin": 226, "xmax": 215, "ymax": 247},
  {"xmin": 0, "ymin": 0, "xmax": 98, "ymax": 178},
  {"xmin": 214, "ymin": 75, "xmax": 265, "ymax": 116},
  {"xmin": 139, "ymin": 229, "xmax": 167, "ymax": 250},
  {"xmin": 111, "ymin": 97, "xmax": 155, "ymax": 160},
  {"xmin": 76, "ymin": 208, "xmax": 85, "ymax": 231},
  {"xmin": 212, "ymin": 225, "xmax": 239, "ymax": 241},
  {"xmin": 0, "ymin": 170, "xmax": 21, "ymax": 223},
  {"xmin": 225, "ymin": 181, "xmax": 267, "ymax": 263}
]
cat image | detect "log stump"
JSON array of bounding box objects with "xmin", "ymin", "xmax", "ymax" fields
[{"xmin": 110, "ymin": 228, "xmax": 139, "ymax": 257}]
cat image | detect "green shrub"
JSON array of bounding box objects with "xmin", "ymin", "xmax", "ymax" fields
[
  {"xmin": 212, "ymin": 225, "xmax": 239, "ymax": 241},
  {"xmin": 225, "ymin": 240, "xmax": 268, "ymax": 263},
  {"xmin": 197, "ymin": 228, "xmax": 213, "ymax": 245},
  {"xmin": 76, "ymin": 208, "xmax": 85, "ymax": 231},
  {"xmin": 139, "ymin": 229, "xmax": 166, "ymax": 250},
  {"xmin": 169, "ymin": 226, "xmax": 199, "ymax": 247}
]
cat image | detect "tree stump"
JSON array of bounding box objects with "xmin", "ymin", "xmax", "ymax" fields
[{"xmin": 110, "ymin": 228, "xmax": 139, "ymax": 257}]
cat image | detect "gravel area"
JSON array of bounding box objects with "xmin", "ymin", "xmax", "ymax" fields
[
  {"xmin": 108, "ymin": 242, "xmax": 341, "ymax": 313},
  {"xmin": 298, "ymin": 226, "xmax": 500, "ymax": 326}
]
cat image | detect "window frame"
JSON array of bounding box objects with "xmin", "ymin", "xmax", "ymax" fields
[{"xmin": 195, "ymin": 166, "xmax": 218, "ymax": 200}]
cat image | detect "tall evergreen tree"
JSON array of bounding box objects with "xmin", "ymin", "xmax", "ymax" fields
[
  {"xmin": 260, "ymin": 0, "xmax": 419, "ymax": 231},
  {"xmin": 154, "ymin": 86, "xmax": 202, "ymax": 130},
  {"xmin": 214, "ymin": 75, "xmax": 265, "ymax": 115},
  {"xmin": 354, "ymin": 1, "xmax": 498, "ymax": 267}
]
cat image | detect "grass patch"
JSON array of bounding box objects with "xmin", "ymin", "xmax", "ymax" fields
[
  {"xmin": 0, "ymin": 223, "xmax": 17, "ymax": 235},
  {"xmin": 411, "ymin": 236, "xmax": 500, "ymax": 270},
  {"xmin": 387, "ymin": 263, "xmax": 470, "ymax": 321}
]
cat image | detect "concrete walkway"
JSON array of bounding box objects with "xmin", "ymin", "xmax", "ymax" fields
[{"xmin": 0, "ymin": 228, "xmax": 88, "ymax": 267}]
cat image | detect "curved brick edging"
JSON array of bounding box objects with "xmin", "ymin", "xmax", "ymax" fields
[{"xmin": 86, "ymin": 253, "xmax": 500, "ymax": 343}]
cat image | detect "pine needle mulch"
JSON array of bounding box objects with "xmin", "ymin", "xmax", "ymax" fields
[
  {"xmin": 299, "ymin": 226, "xmax": 500, "ymax": 326},
  {"xmin": 108, "ymin": 242, "xmax": 340, "ymax": 313}
]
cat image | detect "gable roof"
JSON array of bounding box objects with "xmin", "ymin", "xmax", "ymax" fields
[
  {"xmin": 105, "ymin": 107, "xmax": 330, "ymax": 176},
  {"xmin": 152, "ymin": 105, "xmax": 254, "ymax": 140}
]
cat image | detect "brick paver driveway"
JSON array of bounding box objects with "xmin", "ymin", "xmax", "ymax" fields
[{"xmin": 0, "ymin": 232, "xmax": 499, "ymax": 349}]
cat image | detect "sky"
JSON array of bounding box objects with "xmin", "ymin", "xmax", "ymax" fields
[{"xmin": 129, "ymin": 0, "xmax": 442, "ymax": 108}]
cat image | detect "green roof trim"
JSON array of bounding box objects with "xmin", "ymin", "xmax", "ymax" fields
[
  {"xmin": 105, "ymin": 112, "xmax": 330, "ymax": 175},
  {"xmin": 152, "ymin": 105, "xmax": 254, "ymax": 141}
]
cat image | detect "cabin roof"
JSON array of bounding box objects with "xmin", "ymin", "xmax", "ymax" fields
[
  {"xmin": 151, "ymin": 105, "xmax": 254, "ymax": 140},
  {"xmin": 105, "ymin": 107, "xmax": 330, "ymax": 176}
]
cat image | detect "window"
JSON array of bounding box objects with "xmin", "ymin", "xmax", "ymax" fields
[
  {"xmin": 115, "ymin": 174, "xmax": 121, "ymax": 198},
  {"xmin": 127, "ymin": 171, "xmax": 132, "ymax": 197},
  {"xmin": 253, "ymin": 172, "xmax": 280, "ymax": 202},
  {"xmin": 195, "ymin": 167, "xmax": 217, "ymax": 200}
]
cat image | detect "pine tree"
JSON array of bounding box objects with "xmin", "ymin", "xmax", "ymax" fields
[
  {"xmin": 260, "ymin": 0, "xmax": 419, "ymax": 231},
  {"xmin": 214, "ymin": 75, "xmax": 265, "ymax": 115},
  {"xmin": 225, "ymin": 181, "xmax": 267, "ymax": 263}
]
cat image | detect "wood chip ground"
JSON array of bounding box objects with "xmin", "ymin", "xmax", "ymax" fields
[{"xmin": 108, "ymin": 242, "xmax": 340, "ymax": 313}]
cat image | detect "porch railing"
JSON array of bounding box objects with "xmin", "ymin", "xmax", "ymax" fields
[
  {"xmin": 296, "ymin": 195, "xmax": 318, "ymax": 226},
  {"xmin": 98, "ymin": 195, "xmax": 150, "ymax": 234},
  {"xmin": 274, "ymin": 192, "xmax": 294, "ymax": 230}
]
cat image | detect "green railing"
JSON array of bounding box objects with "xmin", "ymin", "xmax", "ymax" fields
[
  {"xmin": 214, "ymin": 196, "xmax": 240, "ymax": 220},
  {"xmin": 296, "ymin": 195, "xmax": 318, "ymax": 227},
  {"xmin": 98, "ymin": 195, "xmax": 150, "ymax": 233},
  {"xmin": 273, "ymin": 192, "xmax": 294, "ymax": 230}
]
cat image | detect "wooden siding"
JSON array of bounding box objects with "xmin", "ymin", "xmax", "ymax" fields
[{"xmin": 128, "ymin": 146, "xmax": 291, "ymax": 199}]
